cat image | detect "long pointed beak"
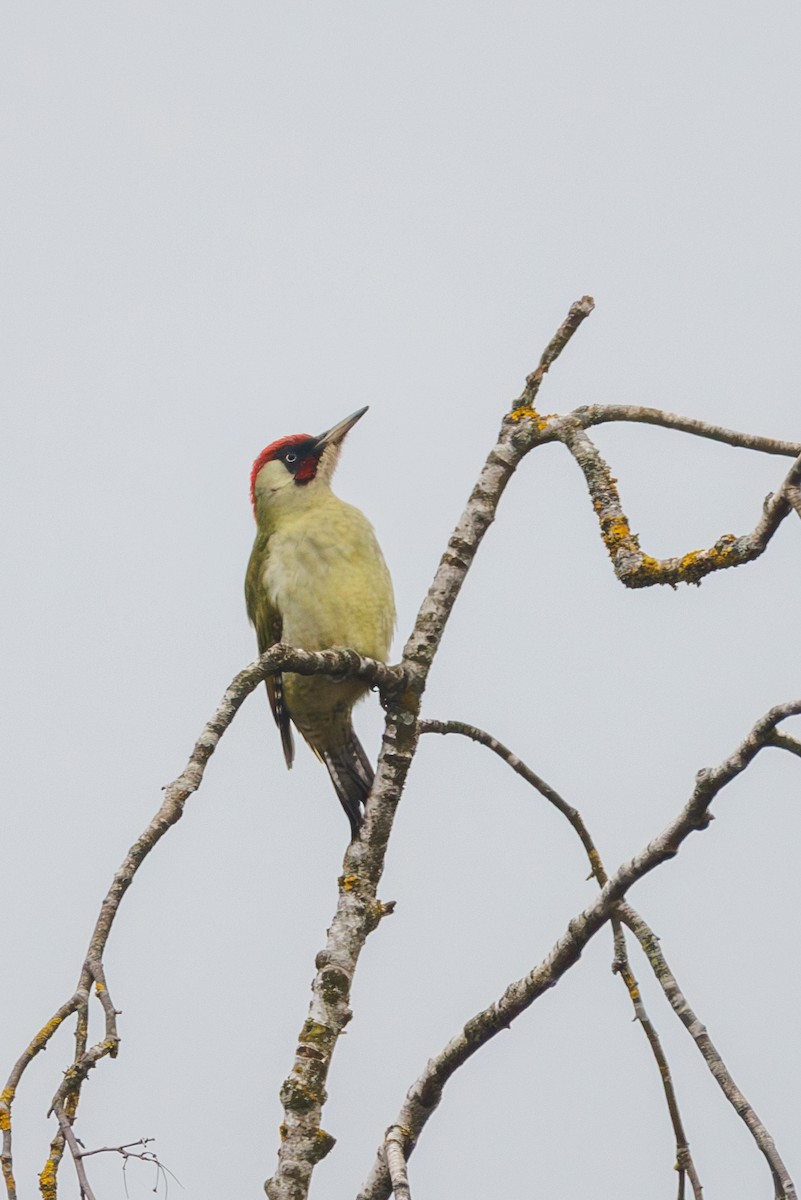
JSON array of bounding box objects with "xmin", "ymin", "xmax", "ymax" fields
[{"xmin": 313, "ymin": 406, "xmax": 368, "ymax": 453}]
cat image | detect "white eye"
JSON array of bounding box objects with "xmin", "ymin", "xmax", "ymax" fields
[{"xmin": 285, "ymin": 452, "xmax": 297, "ymax": 463}]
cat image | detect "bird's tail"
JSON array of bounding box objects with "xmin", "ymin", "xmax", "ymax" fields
[{"xmin": 321, "ymin": 729, "xmax": 374, "ymax": 840}]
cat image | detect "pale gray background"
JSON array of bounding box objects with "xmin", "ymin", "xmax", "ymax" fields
[{"xmin": 2, "ymin": 3, "xmax": 800, "ymax": 1197}]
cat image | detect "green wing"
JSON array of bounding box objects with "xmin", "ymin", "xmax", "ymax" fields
[{"xmin": 245, "ymin": 534, "xmax": 295, "ymax": 769}]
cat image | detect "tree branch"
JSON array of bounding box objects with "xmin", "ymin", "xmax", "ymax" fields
[
  {"xmin": 769, "ymin": 731, "xmax": 801, "ymax": 759},
  {"xmin": 578, "ymin": 404, "xmax": 801, "ymax": 458},
  {"xmin": 560, "ymin": 426, "xmax": 801, "ymax": 588},
  {"xmin": 507, "ymin": 395, "xmax": 801, "ymax": 589},
  {"xmin": 419, "ymin": 718, "xmax": 702, "ymax": 1199},
  {"xmin": 516, "ymin": 295, "xmax": 595, "ymax": 409},
  {"xmin": 617, "ymin": 903, "xmax": 796, "ymax": 1200},
  {"xmin": 2, "ymin": 646, "xmax": 405, "ymax": 1200},
  {"xmin": 53, "ymin": 1106, "xmax": 96, "ymax": 1200},
  {"xmin": 358, "ymin": 701, "xmax": 801, "ymax": 1200},
  {"xmin": 610, "ymin": 925, "xmax": 703, "ymax": 1200},
  {"xmin": 264, "ymin": 299, "xmax": 596, "ymax": 1200},
  {"xmin": 0, "ymin": 995, "xmax": 85, "ymax": 1200},
  {"xmin": 384, "ymin": 1127, "xmax": 412, "ymax": 1200},
  {"xmin": 9, "ymin": 293, "xmax": 797, "ymax": 1200}
]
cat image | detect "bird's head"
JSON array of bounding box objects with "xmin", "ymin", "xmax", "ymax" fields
[{"xmin": 250, "ymin": 406, "xmax": 368, "ymax": 515}]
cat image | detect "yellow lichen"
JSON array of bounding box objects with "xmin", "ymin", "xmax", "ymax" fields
[
  {"xmin": 33, "ymin": 1016, "xmax": 63, "ymax": 1047},
  {"xmin": 508, "ymin": 405, "xmax": 539, "ymax": 422},
  {"xmin": 0, "ymin": 1089, "xmax": 12, "ymax": 1131},
  {"xmin": 507, "ymin": 406, "xmax": 551, "ymax": 432},
  {"xmin": 38, "ymin": 1158, "xmax": 58, "ymax": 1200},
  {"xmin": 674, "ymin": 536, "xmax": 741, "ymax": 584},
  {"xmin": 604, "ymin": 519, "xmax": 630, "ymax": 543},
  {"xmin": 712, "ymin": 535, "xmax": 738, "ymax": 563},
  {"xmin": 599, "ymin": 514, "xmax": 635, "ymax": 558},
  {"xmin": 340, "ymin": 874, "xmax": 358, "ymax": 893}
]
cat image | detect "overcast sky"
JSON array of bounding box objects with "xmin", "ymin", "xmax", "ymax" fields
[{"xmin": 2, "ymin": 3, "xmax": 800, "ymax": 1198}]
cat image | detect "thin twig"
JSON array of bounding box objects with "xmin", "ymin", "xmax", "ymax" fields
[
  {"xmin": 618, "ymin": 903, "xmax": 796, "ymax": 1200},
  {"xmin": 578, "ymin": 404, "xmax": 801, "ymax": 458},
  {"xmin": 610, "ymin": 923, "xmax": 703, "ymax": 1200},
  {"xmin": 419, "ymin": 718, "xmax": 604, "ymax": 881},
  {"xmin": 53, "ymin": 1105, "xmax": 96, "ymax": 1200},
  {"xmin": 420, "ymin": 718, "xmax": 702, "ymax": 1200},
  {"xmin": 79, "ymin": 1138, "xmax": 182, "ymax": 1193},
  {"xmin": 517, "ymin": 295, "xmax": 596, "ymax": 408}
]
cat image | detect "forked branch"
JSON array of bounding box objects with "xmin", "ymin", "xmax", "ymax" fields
[
  {"xmin": 263, "ymin": 297, "xmax": 597, "ymax": 1200},
  {"xmin": 506, "ymin": 403, "xmax": 801, "ymax": 588},
  {"xmin": 618, "ymin": 903, "xmax": 796, "ymax": 1200},
  {"xmin": 1, "ymin": 647, "xmax": 405, "ymax": 1200},
  {"xmin": 6, "ymin": 297, "xmax": 799, "ymax": 1200},
  {"xmin": 359, "ymin": 702, "xmax": 801, "ymax": 1200},
  {"xmin": 420, "ymin": 718, "xmax": 702, "ymax": 1200}
]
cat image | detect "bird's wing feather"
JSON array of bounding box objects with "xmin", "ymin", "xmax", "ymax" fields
[{"xmin": 245, "ymin": 537, "xmax": 295, "ymax": 769}]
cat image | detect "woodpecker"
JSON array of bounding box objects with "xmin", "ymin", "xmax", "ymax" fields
[{"xmin": 245, "ymin": 407, "xmax": 395, "ymax": 839}]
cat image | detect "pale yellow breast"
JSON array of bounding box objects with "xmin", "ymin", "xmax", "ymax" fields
[{"xmin": 263, "ymin": 495, "xmax": 395, "ymax": 662}]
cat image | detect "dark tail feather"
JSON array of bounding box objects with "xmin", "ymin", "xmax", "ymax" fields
[{"xmin": 322, "ymin": 730, "xmax": 375, "ymax": 840}]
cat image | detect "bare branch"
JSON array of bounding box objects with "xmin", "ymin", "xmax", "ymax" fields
[
  {"xmin": 265, "ymin": 299, "xmax": 596, "ymax": 1200},
  {"xmin": 507, "ymin": 397, "xmax": 800, "ymax": 589},
  {"xmin": 560, "ymin": 425, "xmax": 801, "ymax": 588},
  {"xmin": 516, "ymin": 295, "xmax": 595, "ymax": 410},
  {"xmin": 11, "ymin": 291, "xmax": 796, "ymax": 1198},
  {"xmin": 78, "ymin": 1137, "xmax": 181, "ymax": 1196},
  {"xmin": 610, "ymin": 924, "xmax": 702, "ymax": 1200},
  {"xmin": 769, "ymin": 731, "xmax": 801, "ymax": 758},
  {"xmin": 579, "ymin": 403, "xmax": 801, "ymax": 459},
  {"xmin": 2, "ymin": 646, "xmax": 404, "ymax": 1199},
  {"xmin": 0, "ymin": 993, "xmax": 86, "ymax": 1200},
  {"xmin": 420, "ymin": 718, "xmax": 702, "ymax": 1199},
  {"xmin": 53, "ymin": 1105, "xmax": 97, "ymax": 1200},
  {"xmin": 384, "ymin": 1128, "xmax": 412, "ymax": 1200},
  {"xmin": 359, "ymin": 701, "xmax": 801, "ymax": 1200},
  {"xmin": 419, "ymin": 718, "xmax": 605, "ymax": 883},
  {"xmin": 618, "ymin": 903, "xmax": 796, "ymax": 1200}
]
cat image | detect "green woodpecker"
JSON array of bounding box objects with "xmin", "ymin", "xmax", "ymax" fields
[{"xmin": 245, "ymin": 407, "xmax": 395, "ymax": 839}]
